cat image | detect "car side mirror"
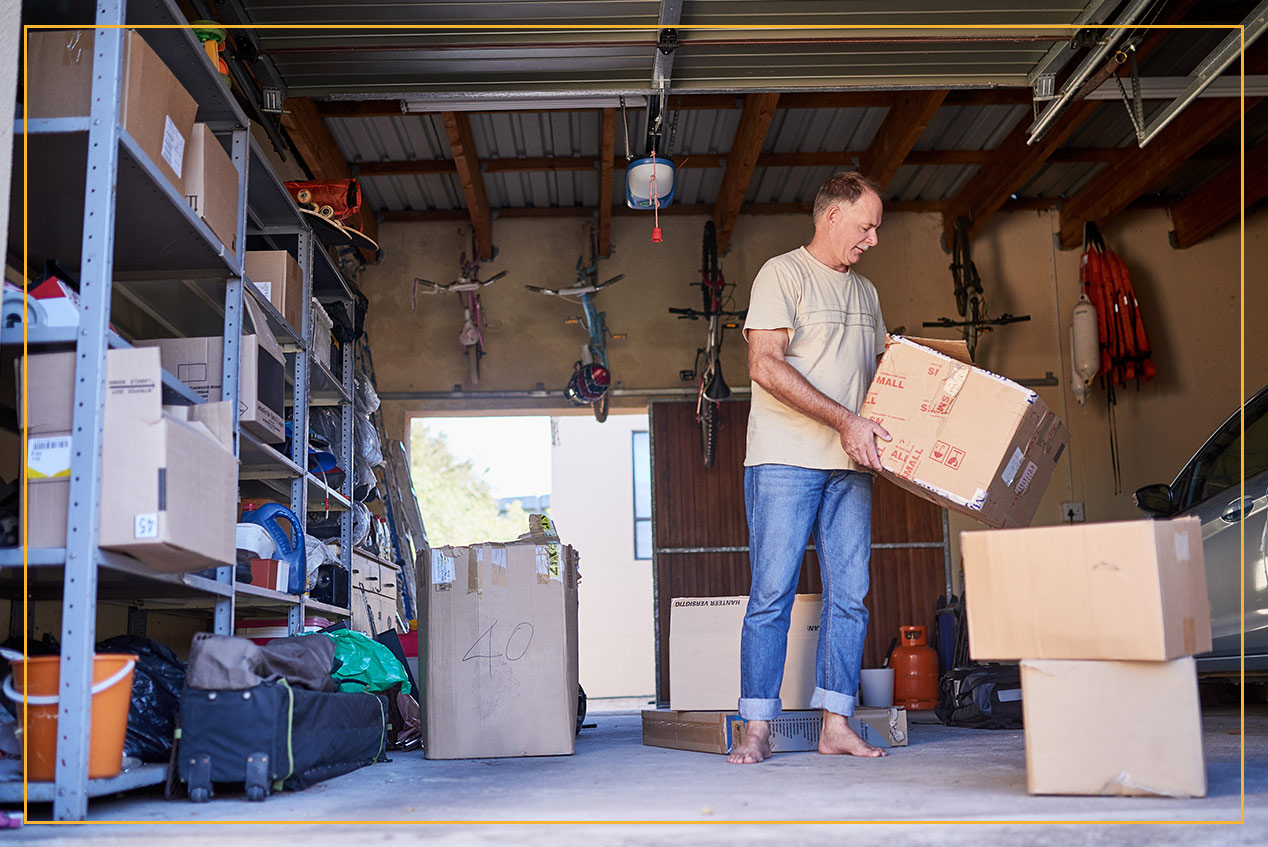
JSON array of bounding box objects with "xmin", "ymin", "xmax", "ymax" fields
[{"xmin": 1133, "ymin": 483, "xmax": 1175, "ymax": 516}]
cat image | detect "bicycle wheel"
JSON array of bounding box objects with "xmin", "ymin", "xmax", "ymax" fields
[
  {"xmin": 701, "ymin": 221, "xmax": 719, "ymax": 312},
  {"xmin": 700, "ymin": 398, "xmax": 718, "ymax": 469},
  {"xmin": 468, "ymin": 346, "xmax": 480, "ymax": 385},
  {"xmin": 592, "ymin": 390, "xmax": 609, "ymax": 423}
]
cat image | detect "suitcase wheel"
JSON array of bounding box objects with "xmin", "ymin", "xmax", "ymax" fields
[
  {"xmin": 189, "ymin": 786, "xmax": 210, "ymax": 804},
  {"xmin": 246, "ymin": 785, "xmax": 267, "ymax": 803}
]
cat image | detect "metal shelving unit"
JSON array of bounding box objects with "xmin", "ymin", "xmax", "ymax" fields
[{"xmin": 2, "ymin": 0, "xmax": 357, "ymax": 818}]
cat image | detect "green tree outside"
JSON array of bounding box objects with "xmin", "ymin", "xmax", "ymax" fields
[{"xmin": 409, "ymin": 422, "xmax": 538, "ymax": 547}]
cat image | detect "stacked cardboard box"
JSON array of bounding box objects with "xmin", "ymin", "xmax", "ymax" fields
[
  {"xmin": 642, "ymin": 594, "xmax": 909, "ymax": 755},
  {"xmin": 962, "ymin": 518, "xmax": 1210, "ymax": 796},
  {"xmin": 422, "ymin": 515, "xmax": 580, "ymax": 759}
]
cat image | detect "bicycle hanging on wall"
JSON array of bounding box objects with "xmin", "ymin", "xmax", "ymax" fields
[
  {"xmin": 526, "ymin": 222, "xmax": 626, "ymax": 422},
  {"xmin": 668, "ymin": 220, "xmax": 747, "ymax": 468},
  {"xmin": 922, "ymin": 216, "xmax": 1029, "ymax": 361},
  {"xmin": 413, "ymin": 229, "xmax": 508, "ymax": 386}
]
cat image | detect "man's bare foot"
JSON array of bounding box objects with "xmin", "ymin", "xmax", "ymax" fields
[
  {"xmin": 727, "ymin": 719, "xmax": 772, "ymax": 764},
  {"xmin": 818, "ymin": 711, "xmax": 887, "ymax": 757}
]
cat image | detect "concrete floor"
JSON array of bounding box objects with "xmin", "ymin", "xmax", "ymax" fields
[{"xmin": 3, "ymin": 704, "xmax": 1265, "ymax": 845}]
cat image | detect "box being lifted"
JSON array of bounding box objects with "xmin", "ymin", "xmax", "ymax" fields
[
  {"xmin": 423, "ymin": 517, "xmax": 579, "ymax": 760},
  {"xmin": 20, "ymin": 348, "xmax": 238, "ymax": 571},
  {"xmin": 860, "ymin": 336, "xmax": 1068, "ymax": 528},
  {"xmin": 27, "ymin": 29, "xmax": 197, "ymax": 196}
]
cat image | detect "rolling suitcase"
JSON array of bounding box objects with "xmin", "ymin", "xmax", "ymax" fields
[{"xmin": 178, "ymin": 678, "xmax": 387, "ymax": 802}]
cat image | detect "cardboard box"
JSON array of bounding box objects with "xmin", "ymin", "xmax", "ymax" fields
[
  {"xmin": 135, "ymin": 299, "xmax": 286, "ymax": 443},
  {"xmin": 249, "ymin": 558, "xmax": 288, "ymax": 593},
  {"xmin": 244, "ymin": 251, "xmax": 304, "ymax": 335},
  {"xmin": 962, "ymin": 518, "xmax": 1211, "ymax": 661},
  {"xmin": 424, "ymin": 536, "xmax": 579, "ymax": 759},
  {"xmin": 185, "ymin": 123, "xmax": 239, "ymax": 253},
  {"xmin": 860, "ymin": 336, "xmax": 1068, "ymax": 528},
  {"xmin": 1020, "ymin": 658, "xmax": 1205, "ymax": 797},
  {"xmin": 27, "ymin": 29, "xmax": 197, "ymax": 195},
  {"xmin": 669, "ymin": 595, "xmax": 821, "ymax": 711},
  {"xmin": 20, "ymin": 348, "xmax": 238, "ymax": 570},
  {"xmin": 641, "ymin": 707, "xmax": 908, "ymax": 755}
]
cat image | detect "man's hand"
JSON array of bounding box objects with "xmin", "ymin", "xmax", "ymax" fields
[{"xmin": 838, "ymin": 414, "xmax": 891, "ymax": 472}]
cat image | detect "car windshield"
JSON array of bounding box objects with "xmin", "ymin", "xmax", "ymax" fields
[{"xmin": 1176, "ymin": 387, "xmax": 1268, "ymax": 509}]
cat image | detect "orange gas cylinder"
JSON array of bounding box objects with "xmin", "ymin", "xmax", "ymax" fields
[{"xmin": 891, "ymin": 625, "xmax": 939, "ymax": 710}]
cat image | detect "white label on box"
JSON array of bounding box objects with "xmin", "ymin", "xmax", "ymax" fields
[
  {"xmin": 1175, "ymin": 532, "xmax": 1191, "ymax": 561},
  {"xmin": 431, "ymin": 549, "xmax": 455, "ymax": 585},
  {"xmin": 26, "ymin": 436, "xmax": 72, "ymax": 479},
  {"xmin": 252, "ymin": 280, "xmax": 273, "ymax": 300},
  {"xmin": 969, "ymin": 488, "xmax": 988, "ymax": 511},
  {"xmin": 134, "ymin": 513, "xmax": 159, "ymax": 539},
  {"xmin": 1001, "ymin": 447, "xmax": 1024, "ymax": 486},
  {"xmin": 491, "ymin": 547, "xmax": 507, "ymax": 568},
  {"xmin": 162, "ymin": 116, "xmax": 185, "ymax": 179},
  {"xmin": 1015, "ymin": 461, "xmax": 1037, "ymax": 495}
]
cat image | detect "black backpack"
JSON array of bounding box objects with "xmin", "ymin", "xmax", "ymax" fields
[
  {"xmin": 934, "ymin": 663, "xmax": 1024, "ymax": 729},
  {"xmin": 933, "ymin": 587, "xmax": 1024, "ymax": 729}
]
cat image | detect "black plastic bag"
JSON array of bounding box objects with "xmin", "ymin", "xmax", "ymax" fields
[{"xmin": 97, "ymin": 636, "xmax": 186, "ymax": 762}]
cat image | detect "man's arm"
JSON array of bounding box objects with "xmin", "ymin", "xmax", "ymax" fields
[{"xmin": 747, "ymin": 329, "xmax": 891, "ymax": 471}]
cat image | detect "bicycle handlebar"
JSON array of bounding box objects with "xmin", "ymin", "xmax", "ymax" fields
[{"xmin": 668, "ymin": 307, "xmax": 748, "ymax": 320}]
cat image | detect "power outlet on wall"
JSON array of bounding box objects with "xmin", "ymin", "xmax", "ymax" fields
[{"xmin": 1061, "ymin": 501, "xmax": 1085, "ymax": 523}]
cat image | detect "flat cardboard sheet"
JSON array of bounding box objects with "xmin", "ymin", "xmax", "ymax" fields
[
  {"xmin": 1021, "ymin": 658, "xmax": 1206, "ymax": 797},
  {"xmin": 961, "ymin": 518, "xmax": 1211, "ymax": 661},
  {"xmin": 641, "ymin": 707, "xmax": 908, "ymax": 754}
]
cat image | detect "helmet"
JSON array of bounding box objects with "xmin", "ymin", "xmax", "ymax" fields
[{"xmin": 565, "ymin": 362, "xmax": 611, "ymax": 405}]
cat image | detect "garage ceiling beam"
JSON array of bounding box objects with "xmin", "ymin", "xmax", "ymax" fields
[
  {"xmin": 280, "ymin": 97, "xmax": 380, "ymax": 255},
  {"xmin": 441, "ymin": 111, "xmax": 494, "ymax": 260},
  {"xmin": 1058, "ymin": 94, "xmax": 1263, "ymax": 248},
  {"xmin": 1169, "ymin": 139, "xmax": 1268, "ymax": 248},
  {"xmin": 353, "ymin": 146, "xmax": 1237, "ymax": 180},
  {"xmin": 599, "ymin": 108, "xmax": 616, "ymax": 258},
  {"xmin": 859, "ymin": 90, "xmax": 948, "ymax": 189},
  {"xmin": 713, "ymin": 92, "xmax": 781, "ymax": 254}
]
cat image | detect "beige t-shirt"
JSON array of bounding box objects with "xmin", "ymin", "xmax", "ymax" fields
[{"xmin": 743, "ymin": 246, "xmax": 887, "ymax": 470}]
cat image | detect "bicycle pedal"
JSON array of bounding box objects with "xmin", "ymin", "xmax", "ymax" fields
[
  {"xmin": 484, "ymin": 319, "xmax": 503, "ymax": 331},
  {"xmin": 680, "ymin": 369, "xmax": 696, "ymax": 381},
  {"xmin": 611, "ymin": 333, "xmax": 627, "ymax": 341},
  {"xmin": 565, "ymin": 316, "xmax": 581, "ymax": 325}
]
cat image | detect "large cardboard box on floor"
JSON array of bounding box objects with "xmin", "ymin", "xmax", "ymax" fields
[
  {"xmin": 136, "ymin": 298, "xmax": 286, "ymax": 443},
  {"xmin": 860, "ymin": 336, "xmax": 1068, "ymax": 528},
  {"xmin": 424, "ymin": 534, "xmax": 580, "ymax": 759},
  {"xmin": 244, "ymin": 250, "xmax": 304, "ymax": 335},
  {"xmin": 27, "ymin": 29, "xmax": 197, "ymax": 195},
  {"xmin": 185, "ymin": 123, "xmax": 240, "ymax": 253},
  {"xmin": 669, "ymin": 595, "xmax": 821, "ymax": 711},
  {"xmin": 1020, "ymin": 658, "xmax": 1206, "ymax": 797},
  {"xmin": 20, "ymin": 348, "xmax": 237, "ymax": 570},
  {"xmin": 961, "ymin": 518, "xmax": 1210, "ymax": 661},
  {"xmin": 641, "ymin": 707, "xmax": 908, "ymax": 755}
]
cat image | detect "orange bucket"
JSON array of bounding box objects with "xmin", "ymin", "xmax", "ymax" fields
[{"xmin": 3, "ymin": 653, "xmax": 137, "ymax": 781}]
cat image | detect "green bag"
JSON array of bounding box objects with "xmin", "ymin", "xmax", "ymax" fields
[{"xmin": 327, "ymin": 630, "xmax": 411, "ymax": 695}]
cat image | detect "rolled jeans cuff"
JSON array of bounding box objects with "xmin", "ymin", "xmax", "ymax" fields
[
  {"xmin": 738, "ymin": 697, "xmax": 781, "ymax": 721},
  {"xmin": 811, "ymin": 686, "xmax": 857, "ymax": 718}
]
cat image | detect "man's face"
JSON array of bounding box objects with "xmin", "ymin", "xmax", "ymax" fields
[{"xmin": 829, "ymin": 190, "xmax": 883, "ymax": 267}]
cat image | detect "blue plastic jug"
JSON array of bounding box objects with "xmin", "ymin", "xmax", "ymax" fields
[{"xmin": 240, "ymin": 503, "xmax": 307, "ymax": 594}]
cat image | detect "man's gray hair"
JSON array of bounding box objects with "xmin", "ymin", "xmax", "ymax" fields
[{"xmin": 812, "ymin": 171, "xmax": 881, "ymax": 222}]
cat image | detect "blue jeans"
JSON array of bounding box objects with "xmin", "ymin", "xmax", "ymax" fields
[{"xmin": 739, "ymin": 464, "xmax": 873, "ymax": 720}]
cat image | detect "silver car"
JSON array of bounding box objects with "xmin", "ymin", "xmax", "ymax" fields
[{"xmin": 1133, "ymin": 383, "xmax": 1268, "ymax": 671}]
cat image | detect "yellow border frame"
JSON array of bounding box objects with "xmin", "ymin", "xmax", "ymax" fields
[{"xmin": 16, "ymin": 18, "xmax": 1250, "ymax": 828}]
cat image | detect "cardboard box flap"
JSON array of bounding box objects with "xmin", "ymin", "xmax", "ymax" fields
[
  {"xmin": 169, "ymin": 400, "xmax": 236, "ymax": 451},
  {"xmin": 890, "ymin": 334, "xmax": 973, "ymax": 365},
  {"xmin": 244, "ymin": 295, "xmax": 284, "ymax": 362},
  {"xmin": 105, "ymin": 347, "xmax": 164, "ymax": 423}
]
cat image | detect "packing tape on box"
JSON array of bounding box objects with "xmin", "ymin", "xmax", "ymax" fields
[
  {"xmin": 431, "ymin": 548, "xmax": 454, "ymax": 591},
  {"xmin": 468, "ymin": 546, "xmax": 482, "ymax": 594},
  {"xmin": 491, "ymin": 545, "xmax": 507, "ymax": 587},
  {"xmin": 535, "ymin": 543, "xmax": 562, "ymax": 584}
]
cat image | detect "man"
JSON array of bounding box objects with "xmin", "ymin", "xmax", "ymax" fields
[{"xmin": 728, "ymin": 171, "xmax": 891, "ymax": 765}]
